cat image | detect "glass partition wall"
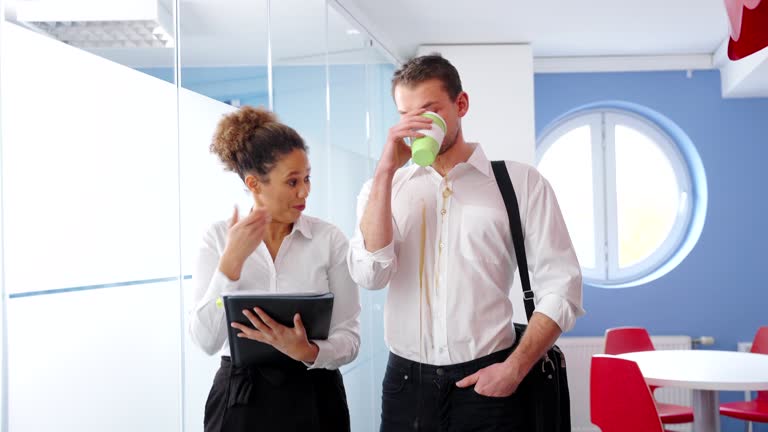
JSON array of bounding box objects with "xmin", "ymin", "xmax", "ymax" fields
[
  {"xmin": 2, "ymin": 0, "xmax": 181, "ymax": 430},
  {"xmin": 0, "ymin": 0, "xmax": 398, "ymax": 431},
  {"xmin": 0, "ymin": 0, "xmax": 6, "ymax": 429}
]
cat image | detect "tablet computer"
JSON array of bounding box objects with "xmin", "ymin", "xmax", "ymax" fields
[{"xmin": 223, "ymin": 292, "xmax": 334, "ymax": 367}]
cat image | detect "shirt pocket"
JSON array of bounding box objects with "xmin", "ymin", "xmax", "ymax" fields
[{"xmin": 459, "ymin": 205, "xmax": 510, "ymax": 264}]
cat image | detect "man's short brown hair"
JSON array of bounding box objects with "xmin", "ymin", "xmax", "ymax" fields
[{"xmin": 391, "ymin": 54, "xmax": 463, "ymax": 100}]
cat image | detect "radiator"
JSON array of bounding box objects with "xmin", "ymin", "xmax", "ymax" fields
[{"xmin": 558, "ymin": 335, "xmax": 693, "ymax": 432}]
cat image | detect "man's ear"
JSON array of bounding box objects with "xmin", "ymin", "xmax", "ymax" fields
[{"xmin": 456, "ymin": 91, "xmax": 469, "ymax": 117}]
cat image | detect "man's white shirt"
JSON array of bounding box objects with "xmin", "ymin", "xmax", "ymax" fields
[{"xmin": 348, "ymin": 144, "xmax": 584, "ymax": 365}]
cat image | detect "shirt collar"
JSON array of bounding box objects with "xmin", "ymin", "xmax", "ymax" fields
[
  {"xmin": 464, "ymin": 143, "xmax": 493, "ymax": 178},
  {"xmin": 400, "ymin": 142, "xmax": 494, "ymax": 180},
  {"xmin": 292, "ymin": 214, "xmax": 313, "ymax": 239}
]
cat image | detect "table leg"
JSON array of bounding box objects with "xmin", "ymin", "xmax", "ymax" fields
[{"xmin": 692, "ymin": 389, "xmax": 720, "ymax": 432}]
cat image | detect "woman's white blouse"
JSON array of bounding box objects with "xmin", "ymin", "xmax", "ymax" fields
[{"xmin": 189, "ymin": 214, "xmax": 361, "ymax": 370}]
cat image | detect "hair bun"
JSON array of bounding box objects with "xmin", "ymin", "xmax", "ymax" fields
[
  {"xmin": 209, "ymin": 105, "xmax": 306, "ymax": 180},
  {"xmin": 242, "ymin": 106, "xmax": 277, "ymax": 129},
  {"xmin": 210, "ymin": 106, "xmax": 278, "ymax": 173}
]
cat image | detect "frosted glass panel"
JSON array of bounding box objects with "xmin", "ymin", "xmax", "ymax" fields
[
  {"xmin": 271, "ymin": 0, "xmax": 327, "ymax": 219},
  {"xmin": 329, "ymin": 65, "xmax": 369, "ymax": 165},
  {"xmin": 178, "ymin": 3, "xmax": 269, "ymax": 431},
  {"xmin": 177, "ymin": 0, "xmax": 268, "ymax": 108},
  {"xmin": 182, "ymin": 279, "xmax": 220, "ymax": 432},
  {"xmin": 3, "ymin": 8, "xmax": 183, "ymax": 432},
  {"xmin": 1, "ymin": 3, "xmax": 408, "ymax": 432},
  {"xmin": 330, "ymin": 146, "xmax": 371, "ymax": 237},
  {"xmin": 362, "ymin": 62, "xmax": 397, "ymax": 432},
  {"xmin": 344, "ymin": 360, "xmax": 377, "ymax": 432},
  {"xmin": 177, "ymin": 82, "xmax": 255, "ymax": 432},
  {"xmin": 177, "ymin": 2, "xmax": 269, "ymax": 278},
  {"xmin": 177, "ymin": 89, "xmax": 241, "ymax": 276},
  {"xmin": 368, "ymin": 63, "xmax": 399, "ymax": 162},
  {"xmin": 176, "ymin": 93, "xmax": 240, "ymax": 432},
  {"xmin": 326, "ymin": 6, "xmax": 397, "ymax": 429},
  {"xmin": 270, "ymin": 0, "xmax": 327, "ymax": 65},
  {"xmin": 1, "ymin": 23, "xmax": 181, "ymax": 295},
  {"xmin": 0, "ymin": 8, "xmax": 6, "ymax": 431},
  {"xmin": 8, "ymin": 282, "xmax": 182, "ymax": 432},
  {"xmin": 273, "ymin": 61, "xmax": 328, "ymax": 220}
]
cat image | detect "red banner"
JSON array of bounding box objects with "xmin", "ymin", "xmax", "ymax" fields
[{"xmin": 725, "ymin": 0, "xmax": 768, "ymax": 60}]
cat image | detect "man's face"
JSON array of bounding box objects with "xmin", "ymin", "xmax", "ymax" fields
[{"xmin": 394, "ymin": 79, "xmax": 468, "ymax": 155}]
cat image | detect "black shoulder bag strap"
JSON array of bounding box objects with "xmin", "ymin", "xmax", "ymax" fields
[
  {"xmin": 490, "ymin": 160, "xmax": 535, "ymax": 322},
  {"xmin": 491, "ymin": 160, "xmax": 572, "ymax": 432}
]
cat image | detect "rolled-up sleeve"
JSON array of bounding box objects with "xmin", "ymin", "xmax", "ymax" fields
[
  {"xmin": 522, "ymin": 166, "xmax": 585, "ymax": 332},
  {"xmin": 347, "ymin": 179, "xmax": 399, "ymax": 290},
  {"xmin": 307, "ymin": 228, "xmax": 361, "ymax": 370}
]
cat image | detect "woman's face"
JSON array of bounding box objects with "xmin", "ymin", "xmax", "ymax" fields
[{"xmin": 251, "ymin": 148, "xmax": 310, "ymax": 224}]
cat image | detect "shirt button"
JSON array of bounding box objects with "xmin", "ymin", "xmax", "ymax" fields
[
  {"xmin": 441, "ymin": 209, "xmax": 447, "ymax": 215},
  {"xmin": 439, "ymin": 242, "xmax": 444, "ymax": 249},
  {"xmin": 442, "ymin": 188, "xmax": 452, "ymax": 198}
]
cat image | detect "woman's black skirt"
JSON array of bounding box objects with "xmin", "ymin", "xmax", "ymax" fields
[{"xmin": 204, "ymin": 356, "xmax": 350, "ymax": 432}]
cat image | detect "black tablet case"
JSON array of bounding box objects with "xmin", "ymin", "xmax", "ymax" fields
[{"xmin": 223, "ymin": 292, "xmax": 334, "ymax": 367}]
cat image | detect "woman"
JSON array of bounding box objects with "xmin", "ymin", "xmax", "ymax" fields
[{"xmin": 188, "ymin": 106, "xmax": 360, "ymax": 432}]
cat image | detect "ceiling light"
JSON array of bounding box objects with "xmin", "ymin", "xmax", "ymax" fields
[{"xmin": 12, "ymin": 0, "xmax": 174, "ymax": 49}]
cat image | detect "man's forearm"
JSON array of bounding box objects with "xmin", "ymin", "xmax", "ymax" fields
[
  {"xmin": 360, "ymin": 170, "xmax": 395, "ymax": 252},
  {"xmin": 505, "ymin": 312, "xmax": 562, "ymax": 375}
]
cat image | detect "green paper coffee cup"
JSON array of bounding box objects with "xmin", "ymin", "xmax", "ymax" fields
[{"xmin": 411, "ymin": 111, "xmax": 446, "ymax": 167}]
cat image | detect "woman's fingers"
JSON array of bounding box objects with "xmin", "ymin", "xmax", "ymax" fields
[
  {"xmin": 293, "ymin": 313, "xmax": 307, "ymax": 336},
  {"xmin": 242, "ymin": 309, "xmax": 273, "ymax": 336},
  {"xmin": 229, "ymin": 205, "xmax": 239, "ymax": 228},
  {"xmin": 252, "ymin": 307, "xmax": 281, "ymax": 330},
  {"xmin": 230, "ymin": 322, "xmax": 266, "ymax": 342},
  {"xmin": 244, "ymin": 207, "xmax": 271, "ymax": 226}
]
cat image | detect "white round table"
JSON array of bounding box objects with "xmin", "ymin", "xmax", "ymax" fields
[{"xmin": 617, "ymin": 350, "xmax": 768, "ymax": 432}]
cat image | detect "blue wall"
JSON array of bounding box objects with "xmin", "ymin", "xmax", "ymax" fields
[{"xmin": 535, "ymin": 70, "xmax": 768, "ymax": 431}]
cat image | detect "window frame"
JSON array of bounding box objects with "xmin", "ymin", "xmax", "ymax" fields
[{"xmin": 536, "ymin": 108, "xmax": 694, "ymax": 287}]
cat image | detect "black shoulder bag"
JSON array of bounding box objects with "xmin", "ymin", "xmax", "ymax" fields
[{"xmin": 491, "ymin": 160, "xmax": 571, "ymax": 432}]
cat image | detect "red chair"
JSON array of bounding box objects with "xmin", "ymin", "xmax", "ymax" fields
[
  {"xmin": 604, "ymin": 327, "xmax": 695, "ymax": 424},
  {"xmin": 590, "ymin": 355, "xmax": 670, "ymax": 432},
  {"xmin": 719, "ymin": 326, "xmax": 768, "ymax": 429}
]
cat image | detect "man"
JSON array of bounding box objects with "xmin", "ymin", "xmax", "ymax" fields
[{"xmin": 347, "ymin": 54, "xmax": 584, "ymax": 431}]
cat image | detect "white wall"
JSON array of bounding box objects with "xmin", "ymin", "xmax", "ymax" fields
[{"xmin": 417, "ymin": 44, "xmax": 536, "ymax": 164}]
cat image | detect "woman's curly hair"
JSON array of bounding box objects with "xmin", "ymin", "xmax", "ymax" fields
[{"xmin": 210, "ymin": 106, "xmax": 306, "ymax": 182}]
